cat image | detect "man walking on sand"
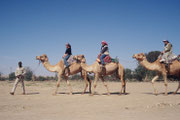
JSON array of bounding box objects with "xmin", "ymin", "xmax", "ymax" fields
[{"xmin": 10, "ymin": 61, "xmax": 26, "ymax": 95}]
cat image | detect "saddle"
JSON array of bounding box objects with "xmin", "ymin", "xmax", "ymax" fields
[
  {"xmin": 66, "ymin": 55, "xmax": 73, "ymax": 65},
  {"xmin": 96, "ymin": 54, "xmax": 111, "ymax": 64},
  {"xmin": 96, "ymin": 54, "xmax": 119, "ymax": 65},
  {"xmin": 161, "ymin": 54, "xmax": 180, "ymax": 74},
  {"xmin": 159, "ymin": 53, "xmax": 178, "ymax": 64}
]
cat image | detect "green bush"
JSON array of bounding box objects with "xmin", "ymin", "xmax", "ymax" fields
[
  {"xmin": 9, "ymin": 72, "xmax": 16, "ymax": 81},
  {"xmin": 24, "ymin": 67, "xmax": 33, "ymax": 81}
]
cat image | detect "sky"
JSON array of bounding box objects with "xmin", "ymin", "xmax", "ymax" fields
[{"xmin": 0, "ymin": 0, "xmax": 180, "ymax": 76}]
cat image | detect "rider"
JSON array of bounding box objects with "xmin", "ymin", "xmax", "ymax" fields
[
  {"xmin": 160, "ymin": 40, "xmax": 173, "ymax": 64},
  {"xmin": 63, "ymin": 43, "xmax": 72, "ymax": 68},
  {"xmin": 100, "ymin": 40, "xmax": 109, "ymax": 66}
]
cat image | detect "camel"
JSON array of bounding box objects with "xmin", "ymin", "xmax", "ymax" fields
[
  {"xmin": 73, "ymin": 55, "xmax": 125, "ymax": 96},
  {"xmin": 133, "ymin": 53, "xmax": 180, "ymax": 95},
  {"xmin": 36, "ymin": 54, "xmax": 91, "ymax": 95}
]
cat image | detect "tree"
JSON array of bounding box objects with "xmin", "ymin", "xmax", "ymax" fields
[
  {"xmin": 37, "ymin": 76, "xmax": 46, "ymax": 81},
  {"xmin": 0, "ymin": 72, "xmax": 1, "ymax": 79},
  {"xmin": 24, "ymin": 67, "xmax": 33, "ymax": 81},
  {"xmin": 133, "ymin": 65, "xmax": 147, "ymax": 81},
  {"xmin": 9, "ymin": 72, "xmax": 15, "ymax": 81},
  {"xmin": 146, "ymin": 51, "xmax": 161, "ymax": 63},
  {"xmin": 124, "ymin": 68, "xmax": 133, "ymax": 80}
]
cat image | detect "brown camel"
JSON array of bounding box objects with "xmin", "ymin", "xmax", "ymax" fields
[
  {"xmin": 133, "ymin": 53, "xmax": 180, "ymax": 95},
  {"xmin": 73, "ymin": 55, "xmax": 125, "ymax": 96},
  {"xmin": 36, "ymin": 54, "xmax": 91, "ymax": 95}
]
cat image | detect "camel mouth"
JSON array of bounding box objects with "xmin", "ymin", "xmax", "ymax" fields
[
  {"xmin": 36, "ymin": 56, "xmax": 43, "ymax": 63},
  {"xmin": 132, "ymin": 55, "xmax": 136, "ymax": 59},
  {"xmin": 36, "ymin": 56, "xmax": 40, "ymax": 60}
]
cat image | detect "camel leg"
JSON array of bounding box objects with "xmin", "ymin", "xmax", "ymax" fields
[
  {"xmin": 120, "ymin": 74, "xmax": 126, "ymax": 95},
  {"xmin": 120, "ymin": 81, "xmax": 126, "ymax": 95},
  {"xmin": 100, "ymin": 76, "xmax": 110, "ymax": 96},
  {"xmin": 118, "ymin": 64, "xmax": 125, "ymax": 94},
  {"xmin": 174, "ymin": 81, "xmax": 180, "ymax": 94},
  {"xmin": 91, "ymin": 74, "xmax": 99, "ymax": 96},
  {"xmin": 82, "ymin": 75, "xmax": 89, "ymax": 95},
  {"xmin": 64, "ymin": 76, "xmax": 73, "ymax": 95},
  {"xmin": 88, "ymin": 77, "xmax": 92, "ymax": 94},
  {"xmin": 151, "ymin": 75, "xmax": 159, "ymax": 95},
  {"xmin": 82, "ymin": 71, "xmax": 92, "ymax": 94},
  {"xmin": 82, "ymin": 76, "xmax": 92, "ymax": 94},
  {"xmin": 53, "ymin": 74, "xmax": 62, "ymax": 95},
  {"xmin": 163, "ymin": 74, "xmax": 168, "ymax": 95}
]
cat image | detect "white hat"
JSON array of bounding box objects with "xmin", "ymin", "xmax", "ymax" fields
[{"xmin": 163, "ymin": 40, "xmax": 169, "ymax": 42}]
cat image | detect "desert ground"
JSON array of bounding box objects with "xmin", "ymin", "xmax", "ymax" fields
[{"xmin": 0, "ymin": 80, "xmax": 180, "ymax": 120}]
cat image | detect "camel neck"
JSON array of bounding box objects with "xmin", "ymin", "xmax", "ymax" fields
[
  {"xmin": 139, "ymin": 58, "xmax": 160, "ymax": 71},
  {"xmin": 43, "ymin": 61, "xmax": 59, "ymax": 72},
  {"xmin": 81, "ymin": 62, "xmax": 94, "ymax": 72}
]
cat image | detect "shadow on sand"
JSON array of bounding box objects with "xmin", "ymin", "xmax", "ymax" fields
[
  {"xmin": 142, "ymin": 91, "xmax": 180, "ymax": 95},
  {"xmin": 57, "ymin": 92, "xmax": 129, "ymax": 96},
  {"xmin": 57, "ymin": 92, "xmax": 91, "ymax": 95},
  {"xmin": 25, "ymin": 92, "xmax": 40, "ymax": 95}
]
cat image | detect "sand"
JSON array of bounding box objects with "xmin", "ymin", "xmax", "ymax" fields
[{"xmin": 0, "ymin": 80, "xmax": 180, "ymax": 120}]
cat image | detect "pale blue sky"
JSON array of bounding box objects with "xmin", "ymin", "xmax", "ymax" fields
[{"xmin": 0, "ymin": 0, "xmax": 180, "ymax": 76}]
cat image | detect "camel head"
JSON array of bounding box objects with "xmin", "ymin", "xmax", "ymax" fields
[
  {"xmin": 133, "ymin": 53, "xmax": 146, "ymax": 61},
  {"xmin": 36, "ymin": 54, "xmax": 49, "ymax": 63},
  {"xmin": 73, "ymin": 55, "xmax": 86, "ymax": 63}
]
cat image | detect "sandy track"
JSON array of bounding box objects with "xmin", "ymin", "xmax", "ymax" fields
[{"xmin": 0, "ymin": 80, "xmax": 180, "ymax": 120}]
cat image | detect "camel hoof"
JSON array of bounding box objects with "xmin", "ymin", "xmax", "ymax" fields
[
  {"xmin": 52, "ymin": 93, "xmax": 57, "ymax": 96},
  {"xmin": 69, "ymin": 93, "xmax": 73, "ymax": 95}
]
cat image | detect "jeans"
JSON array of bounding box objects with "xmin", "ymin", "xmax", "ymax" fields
[
  {"xmin": 64, "ymin": 55, "xmax": 71, "ymax": 67},
  {"xmin": 100, "ymin": 54, "xmax": 107, "ymax": 65}
]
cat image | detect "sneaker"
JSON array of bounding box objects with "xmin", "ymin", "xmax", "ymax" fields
[{"xmin": 10, "ymin": 92, "xmax": 14, "ymax": 95}]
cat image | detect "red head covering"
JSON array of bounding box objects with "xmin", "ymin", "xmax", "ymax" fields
[{"xmin": 101, "ymin": 40, "xmax": 108, "ymax": 45}]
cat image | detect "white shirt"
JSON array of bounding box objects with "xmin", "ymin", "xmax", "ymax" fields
[{"xmin": 15, "ymin": 67, "xmax": 26, "ymax": 77}]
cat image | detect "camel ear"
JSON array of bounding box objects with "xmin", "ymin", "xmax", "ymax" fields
[{"xmin": 42, "ymin": 54, "xmax": 46, "ymax": 57}]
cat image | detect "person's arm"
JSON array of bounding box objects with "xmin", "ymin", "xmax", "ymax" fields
[{"xmin": 63, "ymin": 54, "xmax": 68, "ymax": 58}]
